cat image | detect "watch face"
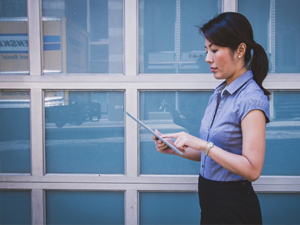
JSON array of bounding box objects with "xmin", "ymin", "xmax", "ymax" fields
[{"xmin": 205, "ymin": 142, "xmax": 214, "ymax": 156}]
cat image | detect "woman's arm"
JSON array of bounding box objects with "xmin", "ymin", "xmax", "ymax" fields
[
  {"xmin": 162, "ymin": 109, "xmax": 266, "ymax": 182},
  {"xmin": 207, "ymin": 109, "xmax": 266, "ymax": 182}
]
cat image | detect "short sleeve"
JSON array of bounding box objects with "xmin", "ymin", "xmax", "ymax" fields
[{"xmin": 238, "ymin": 92, "xmax": 270, "ymax": 123}]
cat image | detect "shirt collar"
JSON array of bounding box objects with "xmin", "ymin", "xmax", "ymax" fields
[{"xmin": 214, "ymin": 70, "xmax": 253, "ymax": 95}]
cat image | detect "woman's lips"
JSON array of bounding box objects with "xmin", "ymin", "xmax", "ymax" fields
[{"xmin": 210, "ymin": 67, "xmax": 217, "ymax": 72}]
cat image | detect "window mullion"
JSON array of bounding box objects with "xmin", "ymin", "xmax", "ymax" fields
[
  {"xmin": 27, "ymin": 0, "xmax": 43, "ymax": 76},
  {"xmin": 32, "ymin": 189, "xmax": 45, "ymax": 225},
  {"xmin": 125, "ymin": 190, "xmax": 138, "ymax": 225},
  {"xmin": 125, "ymin": 88, "xmax": 139, "ymax": 177},
  {"xmin": 30, "ymin": 88, "xmax": 44, "ymax": 177},
  {"xmin": 223, "ymin": 0, "xmax": 238, "ymax": 12},
  {"xmin": 124, "ymin": 0, "xmax": 138, "ymax": 76}
]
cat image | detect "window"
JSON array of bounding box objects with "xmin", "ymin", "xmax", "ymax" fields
[
  {"xmin": 139, "ymin": 0, "xmax": 221, "ymax": 73},
  {"xmin": 45, "ymin": 90, "xmax": 125, "ymax": 174},
  {"xmin": 263, "ymin": 91, "xmax": 300, "ymax": 175},
  {"xmin": 0, "ymin": 190, "xmax": 31, "ymax": 224},
  {"xmin": 139, "ymin": 91, "xmax": 210, "ymax": 174},
  {"xmin": 239, "ymin": 0, "xmax": 300, "ymax": 73},
  {"xmin": 0, "ymin": 0, "xmax": 28, "ymax": 74},
  {"xmin": 46, "ymin": 191, "xmax": 124, "ymax": 224},
  {"xmin": 140, "ymin": 192, "xmax": 200, "ymax": 224},
  {"xmin": 42, "ymin": 0, "xmax": 123, "ymax": 74},
  {"xmin": 0, "ymin": 90, "xmax": 30, "ymax": 173},
  {"xmin": 258, "ymin": 193, "xmax": 300, "ymax": 224}
]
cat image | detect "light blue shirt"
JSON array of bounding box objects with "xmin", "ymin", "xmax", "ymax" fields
[{"xmin": 199, "ymin": 70, "xmax": 270, "ymax": 181}]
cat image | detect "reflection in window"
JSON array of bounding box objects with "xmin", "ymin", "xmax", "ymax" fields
[
  {"xmin": 0, "ymin": 0, "xmax": 28, "ymax": 74},
  {"xmin": 264, "ymin": 91, "xmax": 300, "ymax": 175},
  {"xmin": 42, "ymin": 0, "xmax": 123, "ymax": 74},
  {"xmin": 46, "ymin": 191, "xmax": 124, "ymax": 225},
  {"xmin": 139, "ymin": 0, "xmax": 221, "ymax": 74},
  {"xmin": 44, "ymin": 90, "xmax": 124, "ymax": 174},
  {"xmin": 0, "ymin": 90, "xmax": 31, "ymax": 173},
  {"xmin": 139, "ymin": 91, "xmax": 211, "ymax": 174},
  {"xmin": 0, "ymin": 190, "xmax": 31, "ymax": 224},
  {"xmin": 258, "ymin": 193, "xmax": 300, "ymax": 224},
  {"xmin": 239, "ymin": 0, "xmax": 300, "ymax": 73},
  {"xmin": 140, "ymin": 192, "xmax": 200, "ymax": 224}
]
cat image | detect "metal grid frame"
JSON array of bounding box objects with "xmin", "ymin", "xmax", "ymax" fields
[{"xmin": 0, "ymin": 0, "xmax": 300, "ymax": 224}]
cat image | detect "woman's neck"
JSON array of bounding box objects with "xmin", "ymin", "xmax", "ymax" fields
[{"xmin": 226, "ymin": 66, "xmax": 247, "ymax": 86}]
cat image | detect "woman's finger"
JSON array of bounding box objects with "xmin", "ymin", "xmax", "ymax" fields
[
  {"xmin": 155, "ymin": 129, "xmax": 162, "ymax": 136},
  {"xmin": 161, "ymin": 132, "xmax": 181, "ymax": 139}
]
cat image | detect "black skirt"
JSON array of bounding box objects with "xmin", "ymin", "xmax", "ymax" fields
[{"xmin": 198, "ymin": 175, "xmax": 262, "ymax": 225}]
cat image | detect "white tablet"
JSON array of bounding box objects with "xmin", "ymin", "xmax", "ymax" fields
[{"xmin": 126, "ymin": 112, "xmax": 183, "ymax": 155}]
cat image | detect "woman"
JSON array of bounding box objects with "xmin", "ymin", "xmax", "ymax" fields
[{"xmin": 153, "ymin": 12, "xmax": 270, "ymax": 224}]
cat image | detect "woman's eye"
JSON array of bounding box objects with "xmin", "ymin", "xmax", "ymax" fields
[{"xmin": 212, "ymin": 50, "xmax": 218, "ymax": 53}]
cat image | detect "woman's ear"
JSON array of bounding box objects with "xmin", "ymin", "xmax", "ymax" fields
[{"xmin": 237, "ymin": 43, "xmax": 247, "ymax": 58}]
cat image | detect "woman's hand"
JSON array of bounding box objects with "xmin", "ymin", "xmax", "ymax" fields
[
  {"xmin": 162, "ymin": 131, "xmax": 206, "ymax": 152},
  {"xmin": 152, "ymin": 130, "xmax": 177, "ymax": 154},
  {"xmin": 153, "ymin": 130, "xmax": 202, "ymax": 161}
]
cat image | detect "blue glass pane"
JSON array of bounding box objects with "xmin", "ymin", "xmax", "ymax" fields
[
  {"xmin": 264, "ymin": 91, "xmax": 300, "ymax": 175},
  {"xmin": 42, "ymin": 0, "xmax": 123, "ymax": 73},
  {"xmin": 140, "ymin": 192, "xmax": 200, "ymax": 224},
  {"xmin": 45, "ymin": 91, "xmax": 124, "ymax": 174},
  {"xmin": 0, "ymin": 91, "xmax": 31, "ymax": 173},
  {"xmin": 139, "ymin": 91, "xmax": 211, "ymax": 174},
  {"xmin": 239, "ymin": 0, "xmax": 300, "ymax": 73},
  {"xmin": 258, "ymin": 193, "xmax": 300, "ymax": 224},
  {"xmin": 0, "ymin": 0, "xmax": 28, "ymax": 74},
  {"xmin": 46, "ymin": 191, "xmax": 124, "ymax": 225},
  {"xmin": 0, "ymin": 190, "xmax": 31, "ymax": 225},
  {"xmin": 139, "ymin": 0, "xmax": 221, "ymax": 74}
]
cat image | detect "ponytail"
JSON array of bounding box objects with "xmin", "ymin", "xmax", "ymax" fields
[{"xmin": 248, "ymin": 41, "xmax": 271, "ymax": 98}]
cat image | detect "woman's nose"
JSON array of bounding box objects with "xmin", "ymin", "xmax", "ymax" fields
[{"xmin": 205, "ymin": 52, "xmax": 212, "ymax": 63}]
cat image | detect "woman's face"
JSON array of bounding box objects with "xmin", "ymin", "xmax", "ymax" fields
[{"xmin": 205, "ymin": 39, "xmax": 244, "ymax": 85}]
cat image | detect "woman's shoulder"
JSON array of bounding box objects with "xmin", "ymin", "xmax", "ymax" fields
[
  {"xmin": 238, "ymin": 78, "xmax": 268, "ymax": 101},
  {"xmin": 236, "ymin": 79, "xmax": 270, "ymax": 122}
]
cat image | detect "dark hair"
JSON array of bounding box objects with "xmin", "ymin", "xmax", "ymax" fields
[{"xmin": 199, "ymin": 12, "xmax": 270, "ymax": 97}]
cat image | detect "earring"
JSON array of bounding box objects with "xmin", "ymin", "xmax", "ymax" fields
[{"xmin": 238, "ymin": 55, "xmax": 242, "ymax": 59}]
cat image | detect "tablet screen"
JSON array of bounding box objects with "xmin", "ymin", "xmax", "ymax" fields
[{"xmin": 126, "ymin": 112, "xmax": 183, "ymax": 155}]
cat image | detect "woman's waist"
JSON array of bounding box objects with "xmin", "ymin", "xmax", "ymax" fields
[
  {"xmin": 200, "ymin": 157, "xmax": 246, "ymax": 182},
  {"xmin": 199, "ymin": 175, "xmax": 250, "ymax": 189}
]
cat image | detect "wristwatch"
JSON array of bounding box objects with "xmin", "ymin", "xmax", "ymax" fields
[{"xmin": 205, "ymin": 142, "xmax": 214, "ymax": 156}]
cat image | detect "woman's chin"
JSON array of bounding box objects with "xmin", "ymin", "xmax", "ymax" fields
[{"xmin": 213, "ymin": 74, "xmax": 224, "ymax": 80}]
